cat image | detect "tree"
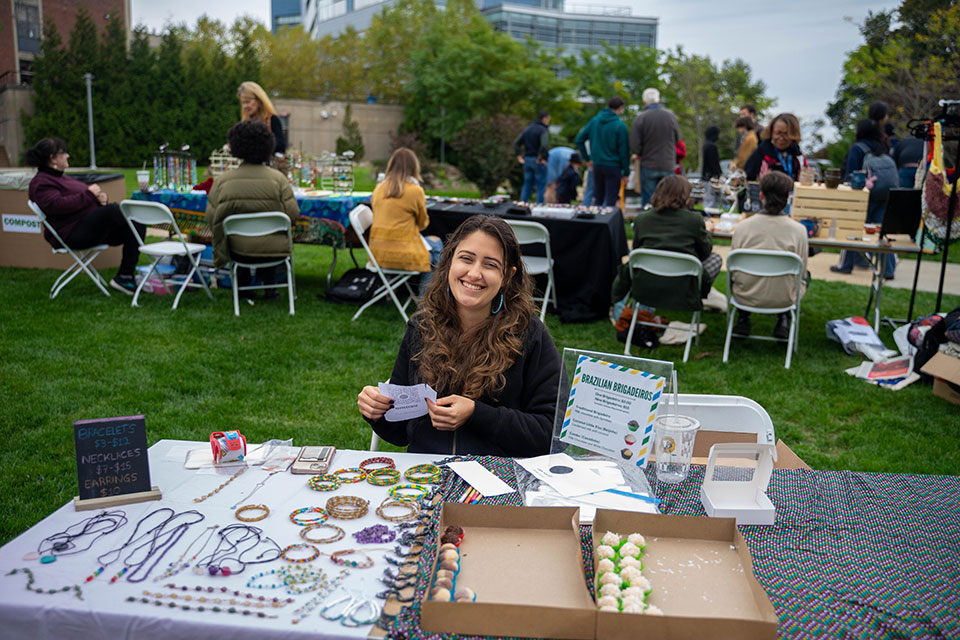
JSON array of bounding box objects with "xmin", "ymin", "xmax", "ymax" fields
[
  {"xmin": 259, "ymin": 25, "xmax": 320, "ymax": 99},
  {"xmin": 336, "ymin": 104, "xmax": 365, "ymax": 160},
  {"xmin": 451, "ymin": 114, "xmax": 525, "ymax": 197},
  {"xmin": 364, "ymin": 0, "xmax": 438, "ymax": 102}
]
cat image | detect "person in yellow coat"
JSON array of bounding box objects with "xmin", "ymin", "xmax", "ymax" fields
[{"xmin": 369, "ymin": 148, "xmax": 442, "ymax": 292}]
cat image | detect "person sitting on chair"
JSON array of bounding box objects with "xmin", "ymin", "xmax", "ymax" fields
[
  {"xmin": 612, "ymin": 175, "xmax": 721, "ymax": 308},
  {"xmin": 369, "ymin": 148, "xmax": 442, "ymax": 294},
  {"xmin": 357, "ymin": 215, "xmax": 562, "ymax": 457},
  {"xmin": 26, "ymin": 137, "xmax": 144, "ymax": 294},
  {"xmin": 206, "ymin": 119, "xmax": 299, "ymax": 300},
  {"xmin": 730, "ymin": 172, "xmax": 808, "ymax": 339}
]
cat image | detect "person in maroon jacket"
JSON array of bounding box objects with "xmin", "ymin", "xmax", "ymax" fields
[{"xmin": 26, "ymin": 138, "xmax": 144, "ymax": 294}]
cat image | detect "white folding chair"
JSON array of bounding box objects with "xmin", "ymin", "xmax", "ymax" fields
[
  {"xmin": 27, "ymin": 200, "xmax": 111, "ymax": 299},
  {"xmin": 722, "ymin": 249, "xmax": 804, "ymax": 369},
  {"xmin": 507, "ymin": 219, "xmax": 557, "ymax": 322},
  {"xmin": 348, "ymin": 204, "xmax": 419, "ymax": 322},
  {"xmin": 119, "ymin": 200, "xmax": 213, "ymax": 309},
  {"xmin": 222, "ymin": 212, "xmax": 296, "ymax": 316},
  {"xmin": 623, "ymin": 248, "xmax": 703, "ymax": 363}
]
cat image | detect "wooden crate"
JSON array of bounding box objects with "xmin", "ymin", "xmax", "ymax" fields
[{"xmin": 792, "ymin": 183, "xmax": 868, "ymax": 237}]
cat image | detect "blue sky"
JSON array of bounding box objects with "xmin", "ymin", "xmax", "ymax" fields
[{"xmin": 132, "ymin": 0, "xmax": 902, "ymax": 140}]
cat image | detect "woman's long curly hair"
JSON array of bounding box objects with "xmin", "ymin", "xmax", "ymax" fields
[{"xmin": 414, "ymin": 215, "xmax": 535, "ymax": 399}]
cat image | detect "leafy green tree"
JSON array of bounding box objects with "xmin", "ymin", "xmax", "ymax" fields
[
  {"xmin": 451, "ymin": 114, "xmax": 525, "ymax": 197},
  {"xmin": 562, "ymin": 43, "xmax": 659, "ymax": 128},
  {"xmin": 22, "ymin": 19, "xmax": 75, "ymax": 160},
  {"xmin": 364, "ymin": 0, "xmax": 438, "ymax": 103},
  {"xmin": 258, "ymin": 24, "xmax": 319, "ymax": 99},
  {"xmin": 336, "ymin": 104, "xmax": 365, "ymax": 160}
]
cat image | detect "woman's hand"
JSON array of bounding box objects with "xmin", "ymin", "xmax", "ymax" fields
[
  {"xmin": 427, "ymin": 395, "xmax": 475, "ymax": 431},
  {"xmin": 96, "ymin": 191, "xmax": 108, "ymax": 205},
  {"xmin": 357, "ymin": 386, "xmax": 393, "ymax": 421}
]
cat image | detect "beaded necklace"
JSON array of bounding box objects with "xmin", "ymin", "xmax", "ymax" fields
[
  {"xmin": 195, "ymin": 523, "xmax": 280, "ymax": 576},
  {"xmin": 290, "ymin": 569, "xmax": 350, "ymax": 625},
  {"xmin": 119, "ymin": 515, "xmax": 205, "ymax": 584},
  {"xmin": 31, "ymin": 510, "xmax": 128, "ymax": 563},
  {"xmin": 153, "ymin": 525, "xmax": 219, "ymax": 582},
  {"xmin": 163, "ymin": 582, "xmax": 294, "ymax": 607},
  {"xmin": 126, "ymin": 594, "xmax": 279, "ymax": 619},
  {"xmin": 229, "ymin": 468, "xmax": 285, "ymax": 510},
  {"xmin": 4, "ymin": 567, "xmax": 83, "ymax": 600},
  {"xmin": 193, "ymin": 466, "xmax": 245, "ymax": 503},
  {"xmin": 141, "ymin": 589, "xmax": 293, "ymax": 609},
  {"xmin": 84, "ymin": 507, "xmax": 178, "ymax": 583}
]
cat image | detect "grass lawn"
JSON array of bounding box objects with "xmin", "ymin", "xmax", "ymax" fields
[{"xmin": 1, "ymin": 242, "xmax": 958, "ymax": 547}]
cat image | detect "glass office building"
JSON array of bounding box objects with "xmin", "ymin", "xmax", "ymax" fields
[{"xmin": 272, "ymin": 0, "xmax": 304, "ymax": 32}]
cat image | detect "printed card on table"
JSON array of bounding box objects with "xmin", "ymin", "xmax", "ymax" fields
[{"xmin": 559, "ymin": 355, "xmax": 664, "ymax": 468}]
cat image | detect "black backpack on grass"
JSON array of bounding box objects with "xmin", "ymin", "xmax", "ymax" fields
[{"xmin": 325, "ymin": 268, "xmax": 379, "ymax": 305}]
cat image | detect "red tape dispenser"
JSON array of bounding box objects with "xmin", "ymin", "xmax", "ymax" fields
[{"xmin": 210, "ymin": 430, "xmax": 247, "ymax": 464}]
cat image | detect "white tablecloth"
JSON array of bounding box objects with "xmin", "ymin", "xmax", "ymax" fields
[{"xmin": 0, "ymin": 440, "xmax": 440, "ymax": 640}]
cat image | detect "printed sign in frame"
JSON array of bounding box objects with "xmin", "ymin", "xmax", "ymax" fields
[{"xmin": 559, "ymin": 355, "xmax": 664, "ymax": 468}]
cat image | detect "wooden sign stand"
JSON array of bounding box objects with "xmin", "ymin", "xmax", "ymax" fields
[{"xmin": 73, "ymin": 487, "xmax": 163, "ymax": 511}]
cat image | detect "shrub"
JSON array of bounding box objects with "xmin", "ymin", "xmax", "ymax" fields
[{"xmin": 451, "ymin": 114, "xmax": 525, "ymax": 197}]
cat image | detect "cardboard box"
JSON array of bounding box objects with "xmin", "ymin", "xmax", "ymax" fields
[
  {"xmin": 920, "ymin": 351, "xmax": 960, "ymax": 406},
  {"xmin": 420, "ymin": 504, "xmax": 597, "ymax": 640},
  {"xmin": 0, "ymin": 175, "xmax": 125, "ymax": 270},
  {"xmin": 593, "ymin": 509, "xmax": 778, "ymax": 640},
  {"xmin": 688, "ymin": 432, "xmax": 810, "ymax": 470}
]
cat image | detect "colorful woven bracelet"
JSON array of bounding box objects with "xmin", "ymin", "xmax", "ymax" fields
[
  {"xmin": 307, "ymin": 474, "xmax": 342, "ymax": 492},
  {"xmin": 329, "ymin": 549, "xmax": 375, "ymax": 568},
  {"xmin": 280, "ymin": 543, "xmax": 320, "ymax": 564},
  {"xmin": 388, "ymin": 484, "xmax": 430, "ymax": 502},
  {"xmin": 403, "ymin": 463, "xmax": 441, "ymax": 484},
  {"xmin": 289, "ymin": 507, "xmax": 328, "ymax": 527},
  {"xmin": 332, "ymin": 467, "xmax": 367, "ymax": 484},
  {"xmin": 366, "ymin": 468, "xmax": 401, "ymax": 486},
  {"xmin": 359, "ymin": 456, "xmax": 396, "ymax": 472}
]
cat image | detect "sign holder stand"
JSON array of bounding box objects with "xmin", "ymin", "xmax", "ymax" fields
[{"xmin": 73, "ymin": 487, "xmax": 162, "ymax": 511}]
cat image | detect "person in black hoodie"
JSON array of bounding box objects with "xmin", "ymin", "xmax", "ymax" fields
[
  {"xmin": 701, "ymin": 126, "xmax": 723, "ymax": 180},
  {"xmin": 555, "ymin": 153, "xmax": 585, "ymax": 204},
  {"xmin": 513, "ymin": 110, "xmax": 551, "ymax": 203},
  {"xmin": 357, "ymin": 215, "xmax": 562, "ymax": 457},
  {"xmin": 743, "ymin": 113, "xmax": 808, "ymax": 181}
]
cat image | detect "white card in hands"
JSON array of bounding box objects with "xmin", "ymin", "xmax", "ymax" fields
[{"xmin": 378, "ymin": 382, "xmax": 438, "ymax": 422}]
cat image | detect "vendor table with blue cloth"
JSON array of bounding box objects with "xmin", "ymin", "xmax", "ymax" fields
[
  {"xmin": 132, "ymin": 190, "xmax": 372, "ymax": 285},
  {"xmin": 0, "ymin": 441, "xmax": 957, "ymax": 639},
  {"xmin": 424, "ymin": 201, "xmax": 629, "ymax": 322}
]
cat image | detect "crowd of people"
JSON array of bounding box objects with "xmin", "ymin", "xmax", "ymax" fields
[{"xmin": 24, "ymin": 82, "xmax": 910, "ymax": 457}]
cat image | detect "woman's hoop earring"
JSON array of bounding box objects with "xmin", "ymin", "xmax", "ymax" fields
[{"xmin": 490, "ymin": 292, "xmax": 504, "ymax": 315}]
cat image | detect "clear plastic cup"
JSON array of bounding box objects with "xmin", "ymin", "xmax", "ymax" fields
[
  {"xmin": 136, "ymin": 169, "xmax": 151, "ymax": 191},
  {"xmin": 654, "ymin": 415, "xmax": 700, "ymax": 484}
]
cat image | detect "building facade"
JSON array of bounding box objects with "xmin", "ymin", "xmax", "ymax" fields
[{"xmin": 272, "ymin": 0, "xmax": 304, "ymax": 33}]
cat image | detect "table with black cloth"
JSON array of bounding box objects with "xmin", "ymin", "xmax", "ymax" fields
[
  {"xmin": 387, "ymin": 457, "xmax": 960, "ymax": 640},
  {"xmin": 423, "ymin": 200, "xmax": 629, "ymax": 323}
]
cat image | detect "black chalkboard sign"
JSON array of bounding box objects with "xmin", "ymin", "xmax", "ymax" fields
[{"xmin": 74, "ymin": 415, "xmax": 154, "ymax": 505}]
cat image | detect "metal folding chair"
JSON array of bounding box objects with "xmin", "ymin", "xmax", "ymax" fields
[
  {"xmin": 507, "ymin": 219, "xmax": 557, "ymax": 322},
  {"xmin": 27, "ymin": 200, "xmax": 111, "ymax": 299},
  {"xmin": 348, "ymin": 204, "xmax": 419, "ymax": 323},
  {"xmin": 119, "ymin": 200, "xmax": 213, "ymax": 309},
  {"xmin": 624, "ymin": 248, "xmax": 703, "ymax": 363},
  {"xmin": 222, "ymin": 212, "xmax": 296, "ymax": 316},
  {"xmin": 722, "ymin": 249, "xmax": 804, "ymax": 369}
]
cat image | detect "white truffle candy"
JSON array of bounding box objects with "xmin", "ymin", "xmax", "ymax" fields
[
  {"xmin": 598, "ymin": 571, "xmax": 622, "ymax": 586},
  {"xmin": 601, "ymin": 531, "xmax": 621, "ymax": 547},
  {"xmin": 627, "ymin": 533, "xmax": 646, "ymax": 548},
  {"xmin": 596, "ymin": 545, "xmax": 616, "ymax": 560},
  {"xmin": 599, "ymin": 583, "xmax": 622, "ymax": 598},
  {"xmin": 597, "ymin": 595, "xmax": 619, "ymax": 609},
  {"xmin": 597, "ymin": 558, "xmax": 616, "ymax": 574},
  {"xmin": 621, "ymin": 585, "xmax": 648, "ymax": 601},
  {"xmin": 645, "ymin": 604, "xmax": 664, "ymax": 615},
  {"xmin": 618, "ymin": 542, "xmax": 641, "ymax": 558},
  {"xmin": 619, "ymin": 556, "xmax": 643, "ymax": 571},
  {"xmin": 598, "ymin": 604, "xmax": 619, "ymax": 612},
  {"xmin": 621, "ymin": 600, "xmax": 645, "ymax": 614},
  {"xmin": 619, "ymin": 566, "xmax": 644, "ymax": 585}
]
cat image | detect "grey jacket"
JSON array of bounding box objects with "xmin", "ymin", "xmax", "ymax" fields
[{"xmin": 629, "ymin": 105, "xmax": 681, "ymax": 171}]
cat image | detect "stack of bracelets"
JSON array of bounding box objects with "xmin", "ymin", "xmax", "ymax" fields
[
  {"xmin": 307, "ymin": 474, "xmax": 342, "ymax": 492},
  {"xmin": 299, "ymin": 523, "xmax": 345, "ymax": 544},
  {"xmin": 403, "ymin": 463, "xmax": 441, "ymax": 484},
  {"xmin": 289, "ymin": 507, "xmax": 327, "ymax": 527},
  {"xmin": 388, "ymin": 484, "xmax": 430, "ymax": 502},
  {"xmin": 360, "ymin": 457, "xmax": 400, "ymax": 486},
  {"xmin": 332, "ymin": 468, "xmax": 366, "ymax": 484},
  {"xmin": 326, "ymin": 495, "xmax": 369, "ymax": 520},
  {"xmin": 376, "ymin": 498, "xmax": 419, "ymax": 523}
]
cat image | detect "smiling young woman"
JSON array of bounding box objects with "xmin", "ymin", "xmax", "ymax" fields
[{"xmin": 357, "ymin": 216, "xmax": 563, "ymax": 457}]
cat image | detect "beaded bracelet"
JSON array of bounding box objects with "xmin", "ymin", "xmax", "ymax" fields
[
  {"xmin": 289, "ymin": 507, "xmax": 328, "ymax": 526},
  {"xmin": 194, "ymin": 467, "xmax": 246, "ymax": 503},
  {"xmin": 388, "ymin": 484, "xmax": 430, "ymax": 502},
  {"xmin": 376, "ymin": 499, "xmax": 420, "ymax": 523},
  {"xmin": 329, "ymin": 549, "xmax": 375, "ymax": 568},
  {"xmin": 126, "ymin": 594, "xmax": 278, "ymax": 618},
  {"xmin": 403, "ymin": 463, "xmax": 441, "ymax": 484},
  {"xmin": 326, "ymin": 495, "xmax": 369, "ymax": 520},
  {"xmin": 366, "ymin": 468, "xmax": 401, "ymax": 486},
  {"xmin": 235, "ymin": 504, "xmax": 270, "ymax": 522},
  {"xmin": 300, "ymin": 523, "xmax": 345, "ymax": 544},
  {"xmin": 332, "ymin": 467, "xmax": 367, "ymax": 483},
  {"xmin": 307, "ymin": 474, "xmax": 343, "ymax": 492},
  {"xmin": 359, "ymin": 456, "xmax": 396, "ymax": 472},
  {"xmin": 353, "ymin": 524, "xmax": 397, "ymax": 544},
  {"xmin": 281, "ymin": 543, "xmax": 320, "ymax": 564}
]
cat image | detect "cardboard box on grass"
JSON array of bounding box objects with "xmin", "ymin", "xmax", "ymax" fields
[
  {"xmin": 593, "ymin": 509, "xmax": 778, "ymax": 640},
  {"xmin": 420, "ymin": 503, "xmax": 597, "ymax": 640},
  {"xmin": 920, "ymin": 351, "xmax": 960, "ymax": 406}
]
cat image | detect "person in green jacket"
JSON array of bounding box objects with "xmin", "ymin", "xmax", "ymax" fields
[
  {"xmin": 612, "ymin": 175, "xmax": 721, "ymax": 312},
  {"xmin": 206, "ymin": 120, "xmax": 299, "ymax": 300},
  {"xmin": 575, "ymin": 97, "xmax": 630, "ymax": 207}
]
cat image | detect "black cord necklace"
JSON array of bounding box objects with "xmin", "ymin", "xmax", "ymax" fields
[
  {"xmin": 28, "ymin": 509, "xmax": 128, "ymax": 564},
  {"xmin": 109, "ymin": 510, "xmax": 205, "ymax": 584},
  {"xmin": 196, "ymin": 524, "xmax": 280, "ymax": 576}
]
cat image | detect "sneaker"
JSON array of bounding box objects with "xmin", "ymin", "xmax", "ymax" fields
[
  {"xmin": 110, "ymin": 274, "xmax": 136, "ymax": 295},
  {"xmin": 829, "ymin": 265, "xmax": 853, "ymax": 274},
  {"xmin": 733, "ymin": 311, "xmax": 751, "ymax": 337},
  {"xmin": 773, "ymin": 314, "xmax": 791, "ymax": 340}
]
